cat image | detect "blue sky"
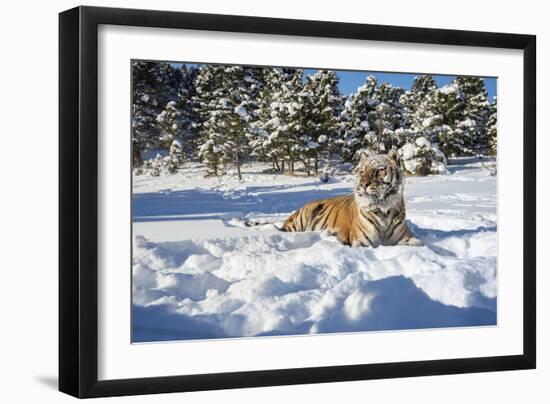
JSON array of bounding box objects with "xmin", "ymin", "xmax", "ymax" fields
[
  {"xmin": 170, "ymin": 63, "xmax": 496, "ymax": 100},
  {"xmin": 302, "ymin": 69, "xmax": 497, "ymax": 100}
]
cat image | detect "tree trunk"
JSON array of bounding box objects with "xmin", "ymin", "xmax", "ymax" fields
[
  {"xmin": 132, "ymin": 147, "xmax": 142, "ymax": 168},
  {"xmin": 235, "ymin": 150, "xmax": 242, "ymax": 180},
  {"xmin": 302, "ymin": 159, "xmax": 310, "ymax": 176},
  {"xmin": 212, "ymin": 159, "xmax": 218, "ymax": 177},
  {"xmin": 286, "ymin": 159, "xmax": 294, "ymax": 176},
  {"xmin": 235, "ymin": 130, "xmax": 242, "ymax": 180},
  {"xmin": 273, "ymin": 156, "xmax": 280, "ymax": 172},
  {"xmin": 314, "ymin": 153, "xmax": 319, "ymax": 176}
]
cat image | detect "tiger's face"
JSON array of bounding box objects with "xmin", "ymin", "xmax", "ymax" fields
[{"xmin": 354, "ymin": 149, "xmax": 403, "ymax": 209}]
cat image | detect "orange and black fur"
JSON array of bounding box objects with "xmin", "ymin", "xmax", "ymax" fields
[{"xmin": 282, "ymin": 149, "xmax": 421, "ymax": 247}]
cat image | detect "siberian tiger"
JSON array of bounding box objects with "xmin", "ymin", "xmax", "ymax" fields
[{"xmin": 281, "ymin": 149, "xmax": 422, "ymax": 247}]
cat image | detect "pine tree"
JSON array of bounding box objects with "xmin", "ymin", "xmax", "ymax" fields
[
  {"xmin": 148, "ymin": 153, "xmax": 164, "ymax": 177},
  {"xmin": 217, "ymin": 66, "xmax": 248, "ymax": 180},
  {"xmin": 131, "ymin": 61, "xmax": 182, "ymax": 166},
  {"xmin": 254, "ymin": 68, "xmax": 305, "ymax": 175},
  {"xmin": 367, "ymin": 82, "xmax": 406, "ymax": 151},
  {"xmin": 419, "ymin": 77, "xmax": 491, "ymax": 158},
  {"xmin": 251, "ymin": 68, "xmax": 285, "ymax": 171},
  {"xmin": 166, "ymin": 139, "xmax": 185, "ymax": 173},
  {"xmin": 156, "ymin": 100, "xmax": 182, "ymax": 149},
  {"xmin": 340, "ymin": 76, "xmax": 406, "ymax": 159},
  {"xmin": 281, "ymin": 69, "xmax": 308, "ymax": 175},
  {"xmin": 486, "ymin": 96, "xmax": 497, "ymax": 154},
  {"xmin": 398, "ymin": 137, "xmax": 448, "ymax": 176},
  {"xmin": 456, "ymin": 76, "xmax": 491, "ymax": 154},
  {"xmin": 231, "ymin": 66, "xmax": 269, "ymax": 175},
  {"xmin": 340, "ymin": 75, "xmax": 377, "ymax": 160},
  {"xmin": 174, "ymin": 65, "xmax": 200, "ymax": 155},
  {"xmin": 397, "ymin": 76, "xmax": 451, "ymax": 175},
  {"xmin": 400, "ymin": 75, "xmax": 439, "ymax": 142},
  {"xmin": 193, "ymin": 65, "xmax": 228, "ymax": 176},
  {"xmin": 249, "ymin": 68, "xmax": 275, "ymax": 167},
  {"xmin": 302, "ymin": 70, "xmax": 344, "ymax": 174},
  {"xmin": 193, "ymin": 65, "xmax": 265, "ymax": 179},
  {"xmin": 427, "ymin": 83, "xmax": 469, "ymax": 157}
]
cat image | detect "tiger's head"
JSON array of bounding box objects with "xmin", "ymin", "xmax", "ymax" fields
[{"xmin": 353, "ymin": 149, "xmax": 404, "ymax": 210}]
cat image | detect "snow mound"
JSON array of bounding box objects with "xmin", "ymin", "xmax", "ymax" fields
[
  {"xmin": 133, "ymin": 222, "xmax": 496, "ymax": 341},
  {"xmin": 398, "ymin": 137, "xmax": 448, "ymax": 175}
]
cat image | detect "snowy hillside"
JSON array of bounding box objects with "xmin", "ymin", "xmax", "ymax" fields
[{"xmin": 132, "ymin": 157, "xmax": 497, "ymax": 342}]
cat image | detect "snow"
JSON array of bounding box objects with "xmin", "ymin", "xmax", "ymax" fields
[
  {"xmin": 132, "ymin": 158, "xmax": 497, "ymax": 342},
  {"xmin": 234, "ymin": 103, "xmax": 249, "ymax": 119},
  {"xmin": 439, "ymin": 84, "xmax": 459, "ymax": 95},
  {"xmin": 399, "ymin": 142, "xmax": 416, "ymax": 161},
  {"xmin": 398, "ymin": 137, "xmax": 448, "ymax": 175},
  {"xmin": 415, "ymin": 136, "xmax": 431, "ymax": 148}
]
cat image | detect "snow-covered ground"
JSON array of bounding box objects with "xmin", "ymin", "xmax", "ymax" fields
[{"xmin": 132, "ymin": 157, "xmax": 497, "ymax": 342}]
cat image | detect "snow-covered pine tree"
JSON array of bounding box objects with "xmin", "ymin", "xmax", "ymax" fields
[
  {"xmin": 411, "ymin": 74, "xmax": 438, "ymax": 99},
  {"xmin": 193, "ymin": 65, "xmax": 265, "ymax": 179},
  {"xmin": 367, "ymin": 82, "xmax": 406, "ymax": 151},
  {"xmin": 254, "ymin": 68, "xmax": 305, "ymax": 175},
  {"xmin": 174, "ymin": 64, "xmax": 200, "ymax": 156},
  {"xmin": 302, "ymin": 70, "xmax": 344, "ymax": 175},
  {"xmin": 455, "ymin": 76, "xmax": 491, "ymax": 154},
  {"xmin": 156, "ymin": 100, "xmax": 182, "ymax": 149},
  {"xmin": 427, "ymin": 83, "xmax": 469, "ymax": 157},
  {"xmin": 251, "ymin": 68, "xmax": 286, "ymax": 171},
  {"xmin": 213, "ymin": 65, "xmax": 247, "ymax": 180},
  {"xmin": 166, "ymin": 139, "xmax": 185, "ymax": 174},
  {"xmin": 131, "ymin": 61, "xmax": 182, "ymax": 167},
  {"xmin": 398, "ymin": 136, "xmax": 448, "ymax": 176},
  {"xmin": 148, "ymin": 153, "xmax": 164, "ymax": 177},
  {"xmin": 193, "ymin": 65, "xmax": 228, "ymax": 176},
  {"xmin": 341, "ymin": 76, "xmax": 406, "ymax": 159},
  {"xmin": 400, "ymin": 75, "xmax": 438, "ymax": 141},
  {"xmin": 293, "ymin": 75, "xmax": 318, "ymax": 175},
  {"xmin": 340, "ymin": 75, "xmax": 378, "ymax": 160},
  {"xmin": 399, "ymin": 75, "xmax": 492, "ymax": 163},
  {"xmin": 486, "ymin": 96, "xmax": 497, "ymax": 154},
  {"xmin": 235, "ymin": 66, "xmax": 270, "ymax": 166},
  {"xmin": 281, "ymin": 69, "xmax": 309, "ymax": 175}
]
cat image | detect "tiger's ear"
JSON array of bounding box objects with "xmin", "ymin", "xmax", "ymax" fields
[
  {"xmin": 354, "ymin": 149, "xmax": 370, "ymax": 173},
  {"xmin": 357, "ymin": 149, "xmax": 371, "ymax": 163},
  {"xmin": 387, "ymin": 148, "xmax": 400, "ymax": 164}
]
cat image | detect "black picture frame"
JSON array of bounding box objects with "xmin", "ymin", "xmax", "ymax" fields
[{"xmin": 59, "ymin": 5, "xmax": 536, "ymax": 398}]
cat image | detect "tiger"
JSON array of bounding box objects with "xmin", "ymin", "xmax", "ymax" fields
[{"xmin": 281, "ymin": 149, "xmax": 422, "ymax": 247}]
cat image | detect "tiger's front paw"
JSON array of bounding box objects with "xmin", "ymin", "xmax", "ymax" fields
[
  {"xmin": 399, "ymin": 236, "xmax": 423, "ymax": 247},
  {"xmin": 352, "ymin": 239, "xmax": 373, "ymax": 248}
]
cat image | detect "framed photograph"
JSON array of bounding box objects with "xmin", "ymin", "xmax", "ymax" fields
[{"xmin": 59, "ymin": 6, "xmax": 536, "ymax": 398}]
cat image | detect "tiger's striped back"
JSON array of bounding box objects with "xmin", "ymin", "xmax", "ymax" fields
[{"xmin": 281, "ymin": 193, "xmax": 417, "ymax": 247}]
